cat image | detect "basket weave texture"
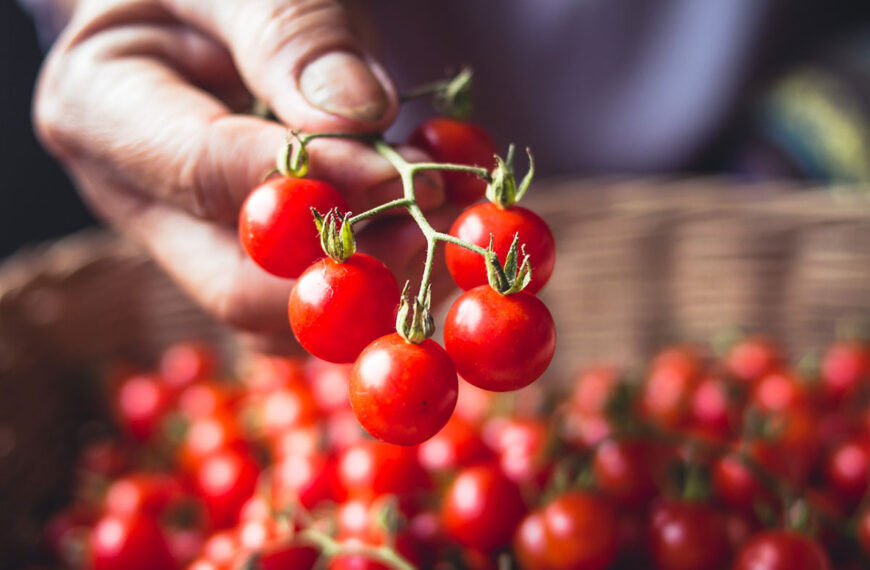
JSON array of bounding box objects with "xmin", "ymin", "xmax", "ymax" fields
[{"xmin": 2, "ymin": 178, "xmax": 870, "ymax": 565}]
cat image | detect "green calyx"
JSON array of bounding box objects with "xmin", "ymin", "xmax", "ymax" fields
[
  {"xmin": 485, "ymin": 233, "xmax": 532, "ymax": 295},
  {"xmin": 485, "ymin": 145, "xmax": 535, "ymax": 208},
  {"xmin": 312, "ymin": 208, "xmax": 355, "ymax": 262},
  {"xmin": 396, "ymin": 282, "xmax": 434, "ymax": 343},
  {"xmin": 276, "ymin": 131, "xmax": 310, "ymax": 178},
  {"xmin": 435, "ymin": 66, "xmax": 474, "ymax": 120}
]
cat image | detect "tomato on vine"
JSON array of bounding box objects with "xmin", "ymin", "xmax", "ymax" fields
[
  {"xmin": 408, "ymin": 117, "xmax": 498, "ymax": 205},
  {"xmin": 539, "ymin": 491, "xmax": 619, "ymax": 570},
  {"xmin": 289, "ymin": 253, "xmax": 399, "ymax": 364},
  {"xmin": 349, "ymin": 333, "xmax": 458, "ymax": 446},
  {"xmin": 444, "ymin": 285, "xmax": 555, "ymax": 392},
  {"xmin": 733, "ymin": 530, "xmax": 831, "ymax": 570},
  {"xmin": 239, "ymin": 177, "xmax": 347, "ymax": 278},
  {"xmin": 90, "ymin": 514, "xmax": 176, "ymax": 570},
  {"xmin": 647, "ymin": 500, "xmax": 729, "ymax": 570},
  {"xmin": 445, "ymin": 202, "xmax": 555, "ymax": 294}
]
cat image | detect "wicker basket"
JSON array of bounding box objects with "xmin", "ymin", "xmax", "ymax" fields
[{"xmin": 3, "ymin": 178, "xmax": 870, "ymax": 565}]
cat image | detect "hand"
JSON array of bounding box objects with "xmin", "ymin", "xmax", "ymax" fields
[{"xmin": 34, "ymin": 0, "xmax": 446, "ymax": 352}]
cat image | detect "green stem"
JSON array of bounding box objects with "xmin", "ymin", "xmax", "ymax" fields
[
  {"xmin": 399, "ymin": 80, "xmax": 449, "ymax": 102},
  {"xmin": 349, "ymin": 198, "xmax": 414, "ymax": 225},
  {"xmin": 409, "ymin": 162, "xmax": 492, "ymax": 180},
  {"xmin": 300, "ymin": 132, "xmax": 377, "ymax": 144},
  {"xmin": 298, "ymin": 528, "xmax": 416, "ymax": 570},
  {"xmin": 432, "ymin": 232, "xmax": 488, "ymax": 257}
]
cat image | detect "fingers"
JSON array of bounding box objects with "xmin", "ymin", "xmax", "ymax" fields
[
  {"xmin": 35, "ymin": 18, "xmax": 442, "ymax": 224},
  {"xmin": 158, "ymin": 0, "xmax": 398, "ymax": 131}
]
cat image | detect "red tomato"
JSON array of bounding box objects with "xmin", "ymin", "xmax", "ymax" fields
[
  {"xmin": 541, "ymin": 491, "xmax": 619, "ymax": 570},
  {"xmin": 289, "ymin": 253, "xmax": 400, "ymax": 364},
  {"xmin": 255, "ymin": 382, "xmax": 318, "ymax": 437},
  {"xmin": 104, "ymin": 473, "xmax": 182, "ymax": 519},
  {"xmin": 751, "ymin": 371, "xmax": 807, "ymax": 414},
  {"xmin": 90, "ymin": 514, "xmax": 176, "ymax": 570},
  {"xmin": 445, "ymin": 203, "xmax": 556, "ymax": 294},
  {"xmin": 336, "ymin": 440, "xmax": 430, "ymax": 500},
  {"xmin": 570, "ymin": 366, "xmax": 621, "ymax": 416},
  {"xmin": 160, "ymin": 341, "xmax": 217, "ymax": 391},
  {"xmin": 712, "ymin": 452, "xmax": 772, "ymax": 514},
  {"xmin": 115, "ymin": 374, "xmax": 172, "ymax": 442},
  {"xmin": 441, "ymin": 464, "xmax": 526, "ymax": 550},
  {"xmin": 408, "ymin": 117, "xmax": 498, "ymax": 205},
  {"xmin": 484, "ymin": 416, "xmax": 550, "ymax": 484},
  {"xmin": 733, "ymin": 531, "xmax": 831, "ymax": 570},
  {"xmin": 647, "ymin": 500, "xmax": 729, "ymax": 570},
  {"xmin": 640, "ymin": 351, "xmax": 700, "ymax": 430},
  {"xmin": 238, "ymin": 177, "xmax": 348, "ymax": 278},
  {"xmin": 193, "ymin": 448, "xmax": 260, "ymax": 529},
  {"xmin": 305, "ymin": 358, "xmax": 354, "ymax": 413},
  {"xmin": 725, "ymin": 336, "xmax": 781, "ymax": 384},
  {"xmin": 688, "ymin": 375, "xmax": 738, "ymax": 440},
  {"xmin": 177, "ymin": 412, "xmax": 244, "ymax": 474},
  {"xmin": 242, "ymin": 354, "xmax": 307, "ymax": 394},
  {"xmin": 350, "ymin": 334, "xmax": 458, "ymax": 446},
  {"xmin": 177, "ymin": 381, "xmax": 238, "ymax": 420},
  {"xmin": 514, "ymin": 510, "xmax": 553, "ymax": 570},
  {"xmin": 257, "ymin": 543, "xmax": 319, "ymax": 570},
  {"xmin": 824, "ymin": 438, "xmax": 870, "ymax": 503},
  {"xmin": 271, "ymin": 452, "xmax": 340, "ymax": 511},
  {"xmin": 444, "ymin": 286, "xmax": 555, "ymax": 392},
  {"xmin": 820, "ymin": 341, "xmax": 870, "ymax": 404},
  {"xmin": 201, "ymin": 530, "xmax": 238, "ymax": 568},
  {"xmin": 592, "ymin": 439, "xmax": 661, "ymax": 509},
  {"xmin": 417, "ymin": 414, "xmax": 490, "ymax": 472}
]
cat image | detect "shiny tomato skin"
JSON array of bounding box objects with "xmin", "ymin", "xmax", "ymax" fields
[
  {"xmin": 725, "ymin": 336, "xmax": 781, "ymax": 385},
  {"xmin": 115, "ymin": 374, "xmax": 172, "ymax": 442},
  {"xmin": 445, "ymin": 202, "xmax": 556, "ymax": 293},
  {"xmin": 514, "ymin": 510, "xmax": 554, "ymax": 570},
  {"xmin": 647, "ymin": 500, "xmax": 729, "ymax": 570},
  {"xmin": 408, "ymin": 117, "xmax": 498, "ymax": 205},
  {"xmin": 442, "ymin": 464, "xmax": 526, "ymax": 550},
  {"xmin": 239, "ymin": 177, "xmax": 348, "ymax": 278},
  {"xmin": 824, "ymin": 438, "xmax": 870, "ymax": 503},
  {"xmin": 193, "ymin": 448, "xmax": 260, "ymax": 529},
  {"xmin": 336, "ymin": 440, "xmax": 430, "ymax": 500},
  {"xmin": 820, "ymin": 341, "xmax": 870, "ymax": 404},
  {"xmin": 289, "ymin": 253, "xmax": 400, "ymax": 364},
  {"xmin": 444, "ymin": 286, "xmax": 555, "ymax": 392},
  {"xmin": 90, "ymin": 513, "xmax": 176, "ymax": 570},
  {"xmin": 104, "ymin": 473, "xmax": 182, "ymax": 519},
  {"xmin": 733, "ymin": 531, "xmax": 831, "ymax": 570},
  {"xmin": 350, "ymin": 334, "xmax": 458, "ymax": 446},
  {"xmin": 592, "ymin": 439, "xmax": 661, "ymax": 509},
  {"xmin": 541, "ymin": 491, "xmax": 619, "ymax": 570}
]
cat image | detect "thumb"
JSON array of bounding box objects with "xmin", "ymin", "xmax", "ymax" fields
[{"xmin": 160, "ymin": 0, "xmax": 397, "ymax": 130}]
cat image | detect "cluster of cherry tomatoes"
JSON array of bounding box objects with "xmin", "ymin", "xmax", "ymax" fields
[
  {"xmin": 237, "ymin": 117, "xmax": 556, "ymax": 447},
  {"xmin": 43, "ymin": 334, "xmax": 870, "ymax": 569}
]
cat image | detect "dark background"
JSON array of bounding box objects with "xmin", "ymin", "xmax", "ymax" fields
[{"xmin": 0, "ymin": 2, "xmax": 95, "ymax": 260}]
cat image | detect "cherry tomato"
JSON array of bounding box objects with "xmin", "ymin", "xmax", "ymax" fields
[
  {"xmin": 90, "ymin": 514, "xmax": 176, "ymax": 570},
  {"xmin": 255, "ymin": 382, "xmax": 318, "ymax": 437},
  {"xmin": 177, "ymin": 412, "xmax": 244, "ymax": 474},
  {"xmin": 336, "ymin": 440, "xmax": 430, "ymax": 500},
  {"xmin": 647, "ymin": 500, "xmax": 729, "ymax": 570},
  {"xmin": 688, "ymin": 375, "xmax": 738, "ymax": 440},
  {"xmin": 570, "ymin": 366, "xmax": 621, "ymax": 416},
  {"xmin": 640, "ymin": 348, "xmax": 701, "ymax": 430},
  {"xmin": 350, "ymin": 334, "xmax": 458, "ymax": 446},
  {"xmin": 712, "ymin": 451, "xmax": 773, "ymax": 514},
  {"xmin": 592, "ymin": 439, "xmax": 661, "ymax": 509},
  {"xmin": 441, "ymin": 464, "xmax": 526, "ymax": 550},
  {"xmin": 193, "ymin": 448, "xmax": 260, "ymax": 529},
  {"xmin": 733, "ymin": 530, "xmax": 831, "ymax": 570},
  {"xmin": 104, "ymin": 473, "xmax": 182, "ymax": 519},
  {"xmin": 541, "ymin": 491, "xmax": 619, "ymax": 570},
  {"xmin": 289, "ymin": 253, "xmax": 399, "ymax": 364},
  {"xmin": 271, "ymin": 452, "xmax": 340, "ymax": 511},
  {"xmin": 444, "ymin": 286, "xmax": 555, "ymax": 392},
  {"xmin": 201, "ymin": 530, "xmax": 238, "ymax": 568},
  {"xmin": 824, "ymin": 438, "xmax": 870, "ymax": 503},
  {"xmin": 820, "ymin": 340, "xmax": 870, "ymax": 404},
  {"xmin": 417, "ymin": 414, "xmax": 490, "ymax": 472},
  {"xmin": 115, "ymin": 374, "xmax": 173, "ymax": 442},
  {"xmin": 239, "ymin": 177, "xmax": 348, "ymax": 278},
  {"xmin": 408, "ymin": 117, "xmax": 498, "ymax": 205},
  {"xmin": 725, "ymin": 336, "xmax": 781, "ymax": 385},
  {"xmin": 514, "ymin": 510, "xmax": 553, "ymax": 570},
  {"xmin": 160, "ymin": 341, "xmax": 217, "ymax": 391},
  {"xmin": 484, "ymin": 416, "xmax": 550, "ymax": 484},
  {"xmin": 445, "ymin": 202, "xmax": 556, "ymax": 294},
  {"xmin": 751, "ymin": 371, "xmax": 807, "ymax": 414}
]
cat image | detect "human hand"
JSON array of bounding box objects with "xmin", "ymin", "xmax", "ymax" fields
[{"xmin": 34, "ymin": 0, "xmax": 448, "ymax": 352}]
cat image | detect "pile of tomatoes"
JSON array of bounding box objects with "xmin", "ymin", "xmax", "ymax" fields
[{"xmin": 43, "ymin": 334, "xmax": 870, "ymax": 570}]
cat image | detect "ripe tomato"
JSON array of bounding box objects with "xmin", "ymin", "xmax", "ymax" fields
[
  {"xmin": 104, "ymin": 473, "xmax": 182, "ymax": 519},
  {"xmin": 824, "ymin": 438, "xmax": 870, "ymax": 503},
  {"xmin": 725, "ymin": 336, "xmax": 781, "ymax": 385},
  {"xmin": 733, "ymin": 530, "xmax": 831, "ymax": 570},
  {"xmin": 820, "ymin": 341, "xmax": 870, "ymax": 404},
  {"xmin": 540, "ymin": 491, "xmax": 619, "ymax": 570},
  {"xmin": 592, "ymin": 439, "xmax": 661, "ymax": 509},
  {"xmin": 289, "ymin": 253, "xmax": 400, "ymax": 364},
  {"xmin": 647, "ymin": 500, "xmax": 729, "ymax": 570},
  {"xmin": 271, "ymin": 452, "xmax": 340, "ymax": 511},
  {"xmin": 115, "ymin": 374, "xmax": 172, "ymax": 442},
  {"xmin": 688, "ymin": 375, "xmax": 738, "ymax": 440},
  {"xmin": 713, "ymin": 451, "xmax": 773, "ymax": 514},
  {"xmin": 417, "ymin": 414, "xmax": 490, "ymax": 472},
  {"xmin": 238, "ymin": 177, "xmax": 348, "ymax": 278},
  {"xmin": 255, "ymin": 382, "xmax": 318, "ymax": 437},
  {"xmin": 484, "ymin": 416, "xmax": 550, "ymax": 484},
  {"xmin": 193, "ymin": 448, "xmax": 260, "ymax": 529},
  {"xmin": 336, "ymin": 440, "xmax": 430, "ymax": 500},
  {"xmin": 751, "ymin": 371, "xmax": 807, "ymax": 414},
  {"xmin": 160, "ymin": 341, "xmax": 217, "ymax": 392},
  {"xmin": 408, "ymin": 117, "xmax": 498, "ymax": 205},
  {"xmin": 349, "ymin": 334, "xmax": 458, "ymax": 446},
  {"xmin": 570, "ymin": 366, "xmax": 621, "ymax": 416},
  {"xmin": 177, "ymin": 412, "xmax": 244, "ymax": 474},
  {"xmin": 514, "ymin": 510, "xmax": 553, "ymax": 570},
  {"xmin": 640, "ymin": 350, "xmax": 701, "ymax": 430},
  {"xmin": 441, "ymin": 464, "xmax": 526, "ymax": 550},
  {"xmin": 445, "ymin": 203, "xmax": 556, "ymax": 294},
  {"xmin": 90, "ymin": 514, "xmax": 176, "ymax": 570},
  {"xmin": 444, "ymin": 286, "xmax": 555, "ymax": 392}
]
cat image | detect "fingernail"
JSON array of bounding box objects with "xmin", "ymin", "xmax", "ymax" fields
[{"xmin": 299, "ymin": 52, "xmax": 389, "ymax": 123}]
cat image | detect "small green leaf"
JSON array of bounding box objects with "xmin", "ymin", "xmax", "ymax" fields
[
  {"xmin": 339, "ymin": 212, "xmax": 356, "ymax": 258},
  {"xmin": 515, "ymin": 147, "xmax": 536, "ymax": 202},
  {"xmin": 311, "ymin": 208, "xmax": 324, "ymax": 233},
  {"xmin": 503, "ymin": 233, "xmax": 520, "ymax": 278}
]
